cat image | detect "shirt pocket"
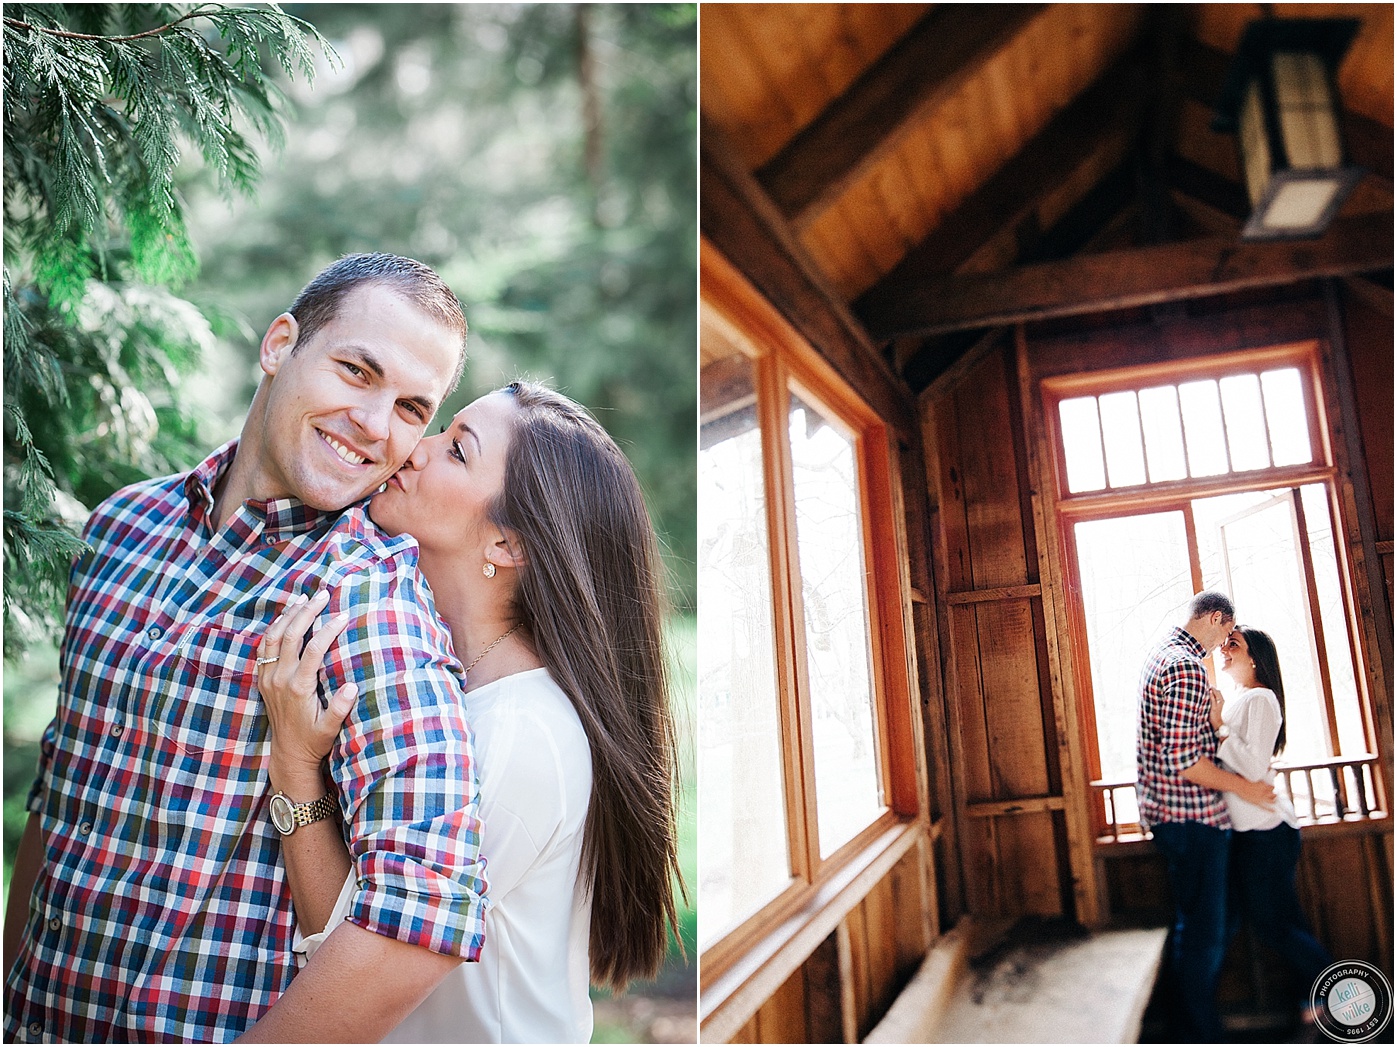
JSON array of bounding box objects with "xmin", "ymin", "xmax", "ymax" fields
[{"xmin": 146, "ymin": 621, "xmax": 268, "ymax": 764}]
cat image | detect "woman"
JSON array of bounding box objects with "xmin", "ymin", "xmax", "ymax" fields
[
  {"xmin": 1211, "ymin": 625, "xmax": 1332, "ymax": 1024},
  {"xmin": 255, "ymin": 381, "xmax": 682, "ymax": 1042}
]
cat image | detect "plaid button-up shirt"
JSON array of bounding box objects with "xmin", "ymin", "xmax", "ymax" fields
[
  {"xmin": 5, "ymin": 442, "xmax": 488, "ymax": 1043},
  {"xmin": 1136, "ymin": 626, "xmax": 1231, "ymax": 831}
]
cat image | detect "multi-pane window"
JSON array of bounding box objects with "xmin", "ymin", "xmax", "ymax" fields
[
  {"xmin": 698, "ymin": 351, "xmax": 793, "ymax": 939},
  {"xmin": 698, "ymin": 297, "xmax": 901, "ymax": 955},
  {"xmin": 1045, "ymin": 345, "xmax": 1379, "ymax": 833},
  {"xmin": 1055, "ymin": 362, "xmax": 1317, "ymax": 493}
]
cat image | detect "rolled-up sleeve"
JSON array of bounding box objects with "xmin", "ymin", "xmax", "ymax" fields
[{"xmin": 320, "ymin": 563, "xmax": 489, "ymax": 960}]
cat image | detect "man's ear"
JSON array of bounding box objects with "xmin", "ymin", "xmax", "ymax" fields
[{"xmin": 260, "ymin": 313, "xmax": 300, "ymax": 377}]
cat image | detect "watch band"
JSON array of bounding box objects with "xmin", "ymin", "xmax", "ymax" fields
[{"xmin": 269, "ymin": 789, "xmax": 337, "ymax": 836}]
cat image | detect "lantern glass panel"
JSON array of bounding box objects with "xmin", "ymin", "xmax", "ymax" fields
[
  {"xmin": 1240, "ymin": 80, "xmax": 1272, "ymax": 207},
  {"xmin": 1263, "ymin": 179, "xmax": 1341, "ymax": 231},
  {"xmin": 1273, "ymin": 51, "xmax": 1342, "ymax": 168}
]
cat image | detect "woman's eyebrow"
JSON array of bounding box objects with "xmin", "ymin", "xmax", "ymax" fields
[{"xmin": 459, "ymin": 422, "xmax": 483, "ymax": 456}]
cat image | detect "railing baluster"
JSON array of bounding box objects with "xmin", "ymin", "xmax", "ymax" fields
[{"xmin": 1095, "ymin": 756, "xmax": 1382, "ymax": 843}]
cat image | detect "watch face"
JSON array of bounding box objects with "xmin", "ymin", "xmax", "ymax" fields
[{"xmin": 269, "ymin": 793, "xmax": 296, "ymax": 835}]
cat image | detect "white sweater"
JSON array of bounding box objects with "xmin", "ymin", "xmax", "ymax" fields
[
  {"xmin": 296, "ymin": 667, "xmax": 595, "ymax": 1043},
  {"xmin": 1216, "ymin": 685, "xmax": 1298, "ymax": 832}
]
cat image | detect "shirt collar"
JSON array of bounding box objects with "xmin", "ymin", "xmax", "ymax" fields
[
  {"xmin": 182, "ymin": 439, "xmax": 353, "ymax": 543},
  {"xmin": 1171, "ymin": 625, "xmax": 1207, "ymax": 660}
]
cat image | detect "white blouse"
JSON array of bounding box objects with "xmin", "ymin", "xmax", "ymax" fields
[
  {"xmin": 1216, "ymin": 685, "xmax": 1298, "ymax": 832},
  {"xmin": 296, "ymin": 667, "xmax": 595, "ymax": 1043}
]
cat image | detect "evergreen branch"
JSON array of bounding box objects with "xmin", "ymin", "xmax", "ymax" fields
[{"xmin": 3, "ymin": 6, "xmax": 219, "ymax": 44}]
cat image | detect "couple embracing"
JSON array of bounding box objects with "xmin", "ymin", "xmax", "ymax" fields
[
  {"xmin": 3, "ymin": 254, "xmax": 681, "ymax": 1043},
  {"xmin": 1137, "ymin": 590, "xmax": 1333, "ymax": 1042}
]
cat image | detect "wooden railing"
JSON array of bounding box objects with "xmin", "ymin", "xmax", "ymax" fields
[{"xmin": 1091, "ymin": 754, "xmax": 1387, "ymax": 842}]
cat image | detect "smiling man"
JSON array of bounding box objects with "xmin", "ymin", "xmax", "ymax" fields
[{"xmin": 2, "ymin": 254, "xmax": 486, "ymax": 1042}]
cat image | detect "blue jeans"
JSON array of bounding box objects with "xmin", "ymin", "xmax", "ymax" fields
[
  {"xmin": 1229, "ymin": 823, "xmax": 1333, "ymax": 1005},
  {"xmin": 1152, "ymin": 820, "xmax": 1231, "ymax": 1042}
]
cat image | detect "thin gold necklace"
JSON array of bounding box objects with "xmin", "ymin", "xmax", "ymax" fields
[{"xmin": 465, "ymin": 622, "xmax": 522, "ymax": 673}]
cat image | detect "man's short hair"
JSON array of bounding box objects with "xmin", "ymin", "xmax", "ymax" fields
[
  {"xmin": 1188, "ymin": 590, "xmax": 1235, "ymax": 622},
  {"xmin": 288, "ymin": 253, "xmax": 468, "ymax": 392}
]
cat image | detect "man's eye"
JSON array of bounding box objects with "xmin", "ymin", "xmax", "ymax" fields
[
  {"xmin": 400, "ymin": 401, "xmax": 424, "ymax": 421},
  {"xmin": 344, "ymin": 362, "xmax": 364, "ymax": 378}
]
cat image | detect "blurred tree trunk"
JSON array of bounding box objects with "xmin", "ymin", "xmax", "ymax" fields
[{"xmin": 576, "ymin": 4, "xmax": 604, "ymax": 226}]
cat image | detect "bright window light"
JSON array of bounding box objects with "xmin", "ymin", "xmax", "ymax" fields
[
  {"xmin": 1178, "ymin": 379, "xmax": 1230, "ymax": 477},
  {"xmin": 1261, "ymin": 368, "xmax": 1313, "ymax": 466},
  {"xmin": 1059, "ymin": 397, "xmax": 1106, "ymax": 492},
  {"xmin": 1219, "ymin": 373, "xmax": 1271, "ymax": 472},
  {"xmin": 697, "ymin": 355, "xmax": 793, "ymax": 947},
  {"xmin": 788, "ymin": 391, "xmax": 884, "ymax": 858},
  {"xmin": 1138, "ymin": 385, "xmax": 1188, "ymax": 482},
  {"xmin": 1099, "ymin": 391, "xmax": 1147, "ymax": 488}
]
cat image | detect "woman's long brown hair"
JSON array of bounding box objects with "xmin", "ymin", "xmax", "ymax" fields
[
  {"xmin": 1237, "ymin": 625, "xmax": 1287, "ymax": 756},
  {"xmin": 490, "ymin": 380, "xmax": 683, "ymax": 990}
]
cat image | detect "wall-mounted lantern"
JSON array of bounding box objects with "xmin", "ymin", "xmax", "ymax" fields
[{"xmin": 1212, "ymin": 17, "xmax": 1363, "ymax": 240}]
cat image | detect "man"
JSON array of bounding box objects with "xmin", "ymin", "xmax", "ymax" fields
[
  {"xmin": 1137, "ymin": 590, "xmax": 1276, "ymax": 1043},
  {"xmin": 3, "ymin": 254, "xmax": 485, "ymax": 1042}
]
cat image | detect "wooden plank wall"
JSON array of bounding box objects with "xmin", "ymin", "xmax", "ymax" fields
[
  {"xmin": 919, "ymin": 287, "xmax": 1393, "ymax": 986},
  {"xmin": 899, "ymin": 427, "xmax": 962, "ymax": 928},
  {"xmin": 1341, "ymin": 278, "xmax": 1395, "ymax": 680},
  {"xmin": 923, "ymin": 335, "xmax": 1078, "ymax": 920}
]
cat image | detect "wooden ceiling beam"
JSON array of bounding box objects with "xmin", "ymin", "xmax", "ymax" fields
[
  {"xmin": 855, "ymin": 52, "xmax": 1149, "ymax": 325},
  {"xmin": 861, "ymin": 212, "xmax": 1394, "ymax": 340},
  {"xmin": 1169, "ymin": 188, "xmax": 1242, "ymax": 239},
  {"xmin": 899, "ymin": 160, "xmax": 1140, "ymax": 394},
  {"xmin": 1167, "ymin": 153, "xmax": 1249, "ymax": 222},
  {"xmin": 755, "ymin": 4, "xmax": 1047, "ymax": 231},
  {"xmin": 700, "ymin": 118, "xmax": 917, "ymax": 435}
]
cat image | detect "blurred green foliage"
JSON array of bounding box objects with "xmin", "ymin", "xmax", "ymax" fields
[
  {"xmin": 2, "ymin": 2, "xmax": 332, "ymax": 657},
  {"xmin": 183, "ymin": 2, "xmax": 698, "ymax": 608}
]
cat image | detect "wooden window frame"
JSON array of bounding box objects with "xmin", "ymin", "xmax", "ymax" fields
[
  {"xmin": 1043, "ymin": 341, "xmax": 1330, "ymax": 510},
  {"xmin": 1041, "ymin": 341, "xmax": 1382, "ymax": 840},
  {"xmin": 699, "ymin": 241, "xmax": 923, "ymax": 1000}
]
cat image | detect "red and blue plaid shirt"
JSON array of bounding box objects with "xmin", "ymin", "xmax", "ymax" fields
[
  {"xmin": 1136, "ymin": 626, "xmax": 1230, "ymax": 831},
  {"xmin": 5, "ymin": 442, "xmax": 488, "ymax": 1043}
]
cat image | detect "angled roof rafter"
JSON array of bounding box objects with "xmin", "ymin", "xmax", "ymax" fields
[
  {"xmin": 756, "ymin": 4, "xmax": 1048, "ymax": 231},
  {"xmin": 855, "ymin": 50, "xmax": 1152, "ymax": 325}
]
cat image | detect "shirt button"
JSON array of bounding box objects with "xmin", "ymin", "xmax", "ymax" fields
[
  {"xmin": 47, "ymin": 916, "xmax": 60, "ymax": 932},
  {"xmin": 110, "ymin": 721, "xmax": 124, "ymax": 737},
  {"xmin": 147, "ymin": 626, "xmax": 164, "ymax": 641},
  {"xmin": 27, "ymin": 1021, "xmax": 41, "ymax": 1036},
  {"xmin": 79, "ymin": 820, "xmax": 93, "ymax": 835}
]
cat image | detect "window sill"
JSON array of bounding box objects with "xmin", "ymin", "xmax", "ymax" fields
[{"xmin": 699, "ymin": 817, "xmax": 928, "ymax": 1043}]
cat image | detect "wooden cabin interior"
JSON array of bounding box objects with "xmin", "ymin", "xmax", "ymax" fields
[{"xmin": 697, "ymin": 4, "xmax": 1393, "ymax": 1042}]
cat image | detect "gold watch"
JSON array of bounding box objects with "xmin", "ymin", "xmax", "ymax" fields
[{"xmin": 268, "ymin": 789, "xmax": 337, "ymax": 836}]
